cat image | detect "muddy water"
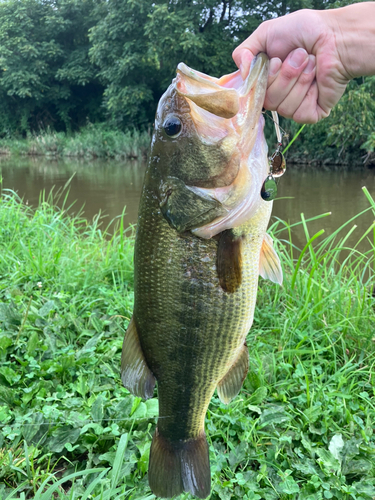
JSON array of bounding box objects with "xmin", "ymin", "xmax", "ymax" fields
[
  {"xmin": 0, "ymin": 157, "xmax": 145, "ymax": 231},
  {"xmin": 0, "ymin": 156, "xmax": 374, "ymax": 251}
]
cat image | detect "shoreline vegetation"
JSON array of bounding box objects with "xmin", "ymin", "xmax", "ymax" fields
[
  {"xmin": 0, "ymin": 125, "xmax": 151, "ymax": 161},
  {"xmin": 0, "ymin": 124, "xmax": 373, "ymax": 169},
  {"xmin": 0, "ymin": 185, "xmax": 374, "ymax": 498}
]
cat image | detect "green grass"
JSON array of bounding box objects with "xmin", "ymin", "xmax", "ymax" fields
[
  {"xmin": 0, "ymin": 125, "xmax": 150, "ymax": 160},
  {"xmin": 0, "ymin": 182, "xmax": 374, "ymax": 499}
]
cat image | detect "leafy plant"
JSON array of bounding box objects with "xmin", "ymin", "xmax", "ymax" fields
[{"xmin": 0, "ymin": 180, "xmax": 374, "ymax": 498}]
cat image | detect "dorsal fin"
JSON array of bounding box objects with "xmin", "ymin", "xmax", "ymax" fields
[{"xmin": 259, "ymin": 233, "xmax": 283, "ymax": 285}]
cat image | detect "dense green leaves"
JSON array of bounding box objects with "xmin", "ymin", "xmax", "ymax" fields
[
  {"xmin": 89, "ymin": 0, "xmax": 241, "ymax": 128},
  {"xmin": 88, "ymin": 0, "xmax": 339, "ymax": 128},
  {"xmin": 0, "ymin": 0, "xmax": 345, "ymax": 136},
  {"xmin": 0, "ymin": 182, "xmax": 375, "ymax": 498},
  {"xmin": 0, "ymin": 0, "xmax": 104, "ymax": 134}
]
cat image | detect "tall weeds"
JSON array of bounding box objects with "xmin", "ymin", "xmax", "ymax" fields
[{"xmin": 0, "ymin": 125, "xmax": 151, "ymax": 160}]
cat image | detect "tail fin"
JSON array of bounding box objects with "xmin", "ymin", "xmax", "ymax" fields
[{"xmin": 148, "ymin": 428, "xmax": 211, "ymax": 499}]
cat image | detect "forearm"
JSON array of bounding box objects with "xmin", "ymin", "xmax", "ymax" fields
[{"xmin": 326, "ymin": 2, "xmax": 375, "ymax": 78}]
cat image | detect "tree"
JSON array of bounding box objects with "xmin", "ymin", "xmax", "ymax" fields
[
  {"xmin": 0, "ymin": 0, "xmax": 371, "ymax": 167},
  {"xmin": 89, "ymin": 0, "xmax": 340, "ymax": 129},
  {"xmin": 90, "ymin": 0, "xmax": 241, "ymax": 128},
  {"xmin": 0, "ymin": 0, "xmax": 103, "ymax": 134}
]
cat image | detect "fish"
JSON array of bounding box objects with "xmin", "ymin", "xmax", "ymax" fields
[{"xmin": 120, "ymin": 53, "xmax": 282, "ymax": 499}]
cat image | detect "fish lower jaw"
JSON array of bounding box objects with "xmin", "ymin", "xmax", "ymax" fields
[{"xmin": 190, "ymin": 136, "xmax": 268, "ymax": 239}]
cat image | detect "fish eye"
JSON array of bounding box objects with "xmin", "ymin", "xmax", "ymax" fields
[{"xmin": 163, "ymin": 116, "xmax": 182, "ymax": 137}]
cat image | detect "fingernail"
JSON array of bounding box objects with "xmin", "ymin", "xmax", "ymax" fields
[
  {"xmin": 269, "ymin": 58, "xmax": 282, "ymax": 77},
  {"xmin": 303, "ymin": 55, "xmax": 316, "ymax": 74},
  {"xmin": 289, "ymin": 48, "xmax": 308, "ymax": 69}
]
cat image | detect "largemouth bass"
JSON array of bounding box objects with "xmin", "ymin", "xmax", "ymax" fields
[{"xmin": 121, "ymin": 53, "xmax": 282, "ymax": 498}]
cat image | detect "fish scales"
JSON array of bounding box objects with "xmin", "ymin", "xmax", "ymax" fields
[
  {"xmin": 121, "ymin": 53, "xmax": 282, "ymax": 498},
  {"xmin": 135, "ymin": 186, "xmax": 271, "ymax": 436}
]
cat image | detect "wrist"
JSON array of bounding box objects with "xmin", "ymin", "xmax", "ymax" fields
[{"xmin": 326, "ymin": 2, "xmax": 375, "ymax": 79}]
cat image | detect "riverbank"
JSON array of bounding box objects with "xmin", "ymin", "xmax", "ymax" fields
[
  {"xmin": 0, "ymin": 125, "xmax": 150, "ymax": 160},
  {"xmin": 0, "ymin": 188, "xmax": 374, "ymax": 499},
  {"xmin": 1, "ymin": 123, "xmax": 373, "ymax": 169}
]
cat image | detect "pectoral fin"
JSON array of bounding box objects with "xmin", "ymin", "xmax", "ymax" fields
[
  {"xmin": 217, "ymin": 344, "xmax": 249, "ymax": 404},
  {"xmin": 259, "ymin": 233, "xmax": 283, "ymax": 285},
  {"xmin": 121, "ymin": 316, "xmax": 155, "ymax": 399},
  {"xmin": 217, "ymin": 229, "xmax": 243, "ymax": 293}
]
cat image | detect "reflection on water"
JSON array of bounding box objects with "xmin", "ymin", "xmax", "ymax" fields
[
  {"xmin": 0, "ymin": 157, "xmax": 374, "ymax": 252},
  {"xmin": 274, "ymin": 167, "xmax": 375, "ymax": 252},
  {"xmin": 0, "ymin": 156, "xmax": 146, "ymax": 231}
]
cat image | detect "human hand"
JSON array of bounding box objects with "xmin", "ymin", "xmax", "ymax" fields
[{"xmin": 232, "ymin": 9, "xmax": 351, "ymax": 124}]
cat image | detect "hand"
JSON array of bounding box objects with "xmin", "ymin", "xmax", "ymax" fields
[{"xmin": 232, "ymin": 9, "xmax": 351, "ymax": 124}]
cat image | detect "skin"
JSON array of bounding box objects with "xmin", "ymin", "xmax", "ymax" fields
[{"xmin": 232, "ymin": 3, "xmax": 375, "ymax": 124}]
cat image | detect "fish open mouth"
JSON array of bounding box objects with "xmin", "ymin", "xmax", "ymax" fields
[
  {"xmin": 176, "ymin": 53, "xmax": 268, "ymax": 119},
  {"xmin": 175, "ymin": 54, "xmax": 270, "ymax": 239}
]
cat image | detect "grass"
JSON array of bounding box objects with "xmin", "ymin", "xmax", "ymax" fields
[
  {"xmin": 0, "ymin": 181, "xmax": 374, "ymax": 499},
  {"xmin": 0, "ymin": 124, "xmax": 150, "ymax": 160}
]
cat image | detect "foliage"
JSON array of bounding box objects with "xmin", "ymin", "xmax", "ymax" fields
[
  {"xmin": 0, "ymin": 0, "xmax": 373, "ymax": 165},
  {"xmin": 0, "ymin": 0, "xmax": 104, "ymax": 134},
  {"xmin": 89, "ymin": 0, "xmax": 239, "ymax": 128},
  {"xmin": 0, "ymin": 0, "xmax": 343, "ymax": 135},
  {"xmin": 89, "ymin": 0, "xmax": 338, "ymax": 129},
  {"xmin": 0, "ymin": 125, "xmax": 150, "ymax": 159},
  {"xmin": 0, "ymin": 184, "xmax": 374, "ymax": 498}
]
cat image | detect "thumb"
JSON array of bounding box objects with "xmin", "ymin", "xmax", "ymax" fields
[{"xmin": 232, "ymin": 25, "xmax": 267, "ymax": 79}]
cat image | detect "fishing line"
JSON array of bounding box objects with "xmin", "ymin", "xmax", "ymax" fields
[
  {"xmin": 260, "ymin": 110, "xmax": 287, "ymax": 201},
  {"xmin": 262, "ymin": 110, "xmax": 288, "ymax": 145}
]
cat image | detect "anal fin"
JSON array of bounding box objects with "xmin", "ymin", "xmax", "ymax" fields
[
  {"xmin": 259, "ymin": 233, "xmax": 283, "ymax": 285},
  {"xmin": 121, "ymin": 316, "xmax": 155, "ymax": 399},
  {"xmin": 217, "ymin": 229, "xmax": 243, "ymax": 293},
  {"xmin": 217, "ymin": 344, "xmax": 249, "ymax": 404}
]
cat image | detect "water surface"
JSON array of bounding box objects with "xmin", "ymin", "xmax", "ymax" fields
[
  {"xmin": 0, "ymin": 156, "xmax": 145, "ymax": 231},
  {"xmin": 275, "ymin": 167, "xmax": 375, "ymax": 251},
  {"xmin": 1, "ymin": 156, "xmax": 374, "ymax": 252}
]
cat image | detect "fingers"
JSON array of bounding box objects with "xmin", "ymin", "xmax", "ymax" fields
[
  {"xmin": 273, "ymin": 55, "xmax": 318, "ymax": 123},
  {"xmin": 236, "ymin": 49, "xmax": 254, "ymax": 81},
  {"xmin": 268, "ymin": 57, "xmax": 282, "ymax": 80},
  {"xmin": 236, "ymin": 46, "xmax": 321, "ymax": 124},
  {"xmin": 232, "ymin": 10, "xmax": 343, "ymax": 124},
  {"xmin": 264, "ymin": 48, "xmax": 310, "ymax": 110},
  {"xmin": 232, "ymin": 15, "xmax": 307, "ymax": 80},
  {"xmin": 292, "ymin": 80, "xmax": 323, "ymax": 124}
]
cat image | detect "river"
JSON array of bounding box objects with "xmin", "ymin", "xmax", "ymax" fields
[{"xmin": 0, "ymin": 156, "xmax": 374, "ymax": 253}]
